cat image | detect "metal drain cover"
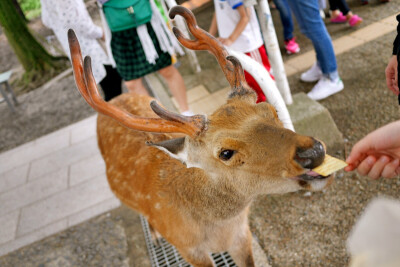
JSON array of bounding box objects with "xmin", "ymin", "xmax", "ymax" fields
[{"xmin": 140, "ymin": 215, "xmax": 237, "ymax": 267}]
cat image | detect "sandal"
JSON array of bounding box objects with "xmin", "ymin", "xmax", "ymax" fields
[
  {"xmin": 330, "ymin": 12, "xmax": 347, "ymax": 23},
  {"xmin": 349, "ymin": 15, "xmax": 363, "ymax": 27}
]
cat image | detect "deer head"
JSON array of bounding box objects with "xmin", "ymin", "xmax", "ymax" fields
[
  {"xmin": 68, "ymin": 6, "xmax": 333, "ymax": 266},
  {"xmin": 166, "ymin": 6, "xmax": 330, "ymax": 195}
]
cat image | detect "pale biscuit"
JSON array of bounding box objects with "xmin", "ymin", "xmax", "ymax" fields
[{"xmin": 313, "ymin": 154, "xmax": 348, "ymax": 176}]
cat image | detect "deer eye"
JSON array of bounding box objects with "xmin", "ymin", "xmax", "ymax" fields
[{"xmin": 219, "ymin": 150, "xmax": 236, "ymax": 161}]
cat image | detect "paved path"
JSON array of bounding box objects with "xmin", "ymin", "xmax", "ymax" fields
[{"xmin": 0, "ymin": 12, "xmax": 398, "ymax": 257}]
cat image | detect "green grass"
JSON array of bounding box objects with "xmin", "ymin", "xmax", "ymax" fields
[{"xmin": 18, "ymin": 0, "xmax": 41, "ymax": 20}]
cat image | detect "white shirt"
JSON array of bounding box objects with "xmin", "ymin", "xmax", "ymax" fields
[
  {"xmin": 213, "ymin": 0, "xmax": 263, "ymax": 53},
  {"xmin": 40, "ymin": 0, "xmax": 110, "ymax": 83}
]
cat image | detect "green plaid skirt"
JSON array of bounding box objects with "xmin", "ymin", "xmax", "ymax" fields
[{"xmin": 111, "ymin": 23, "xmax": 172, "ymax": 81}]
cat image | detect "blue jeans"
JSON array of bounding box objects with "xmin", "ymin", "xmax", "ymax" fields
[
  {"xmin": 273, "ymin": 0, "xmax": 294, "ymax": 41},
  {"xmin": 286, "ymin": 0, "xmax": 338, "ymax": 79}
]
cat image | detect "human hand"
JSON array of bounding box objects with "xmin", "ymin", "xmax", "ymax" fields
[
  {"xmin": 385, "ymin": 55, "xmax": 399, "ymax": 95},
  {"xmin": 217, "ymin": 37, "xmax": 233, "ymax": 47},
  {"xmin": 100, "ymin": 31, "xmax": 105, "ymax": 42},
  {"xmin": 345, "ymin": 120, "xmax": 400, "ymax": 179}
]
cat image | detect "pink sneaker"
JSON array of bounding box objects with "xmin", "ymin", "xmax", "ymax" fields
[
  {"xmin": 284, "ymin": 38, "xmax": 300, "ymax": 54},
  {"xmin": 330, "ymin": 12, "xmax": 347, "ymax": 23},
  {"xmin": 349, "ymin": 15, "xmax": 363, "ymax": 27}
]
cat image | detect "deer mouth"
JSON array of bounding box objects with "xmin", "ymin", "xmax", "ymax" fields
[
  {"xmin": 291, "ymin": 170, "xmax": 330, "ymax": 181},
  {"xmin": 289, "ymin": 170, "xmax": 333, "ymax": 191}
]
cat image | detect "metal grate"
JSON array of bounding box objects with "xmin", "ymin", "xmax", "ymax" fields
[{"xmin": 140, "ymin": 215, "xmax": 237, "ymax": 267}]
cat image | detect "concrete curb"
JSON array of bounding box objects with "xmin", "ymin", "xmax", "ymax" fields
[{"xmin": 287, "ymin": 92, "xmax": 344, "ymax": 154}]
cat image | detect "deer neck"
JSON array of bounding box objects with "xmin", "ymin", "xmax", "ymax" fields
[
  {"xmin": 171, "ymin": 168, "xmax": 254, "ymax": 222},
  {"xmin": 153, "ymin": 137, "xmax": 256, "ymax": 221}
]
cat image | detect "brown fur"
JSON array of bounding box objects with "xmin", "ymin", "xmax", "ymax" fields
[
  {"xmin": 97, "ymin": 93, "xmax": 333, "ymax": 267},
  {"xmin": 67, "ymin": 8, "xmax": 331, "ymax": 265}
]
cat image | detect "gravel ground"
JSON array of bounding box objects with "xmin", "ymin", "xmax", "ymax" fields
[
  {"xmin": 0, "ymin": 211, "xmax": 130, "ymax": 267},
  {"xmin": 1, "ymin": 1, "xmax": 400, "ymax": 266}
]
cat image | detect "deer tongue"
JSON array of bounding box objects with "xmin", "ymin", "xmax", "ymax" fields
[{"xmin": 306, "ymin": 171, "xmax": 321, "ymax": 177}]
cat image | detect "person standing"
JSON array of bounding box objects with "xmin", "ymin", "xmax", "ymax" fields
[
  {"xmin": 98, "ymin": 0, "xmax": 193, "ymax": 115},
  {"xmin": 345, "ymin": 14, "xmax": 400, "ymax": 179},
  {"xmin": 208, "ymin": 0, "xmax": 274, "ymax": 103},
  {"xmin": 286, "ymin": 0, "xmax": 344, "ymax": 101},
  {"xmin": 40, "ymin": 0, "xmax": 122, "ymax": 101},
  {"xmin": 272, "ymin": 0, "xmax": 301, "ymax": 54}
]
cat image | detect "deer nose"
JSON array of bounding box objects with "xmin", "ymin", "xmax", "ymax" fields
[{"xmin": 294, "ymin": 138, "xmax": 325, "ymax": 169}]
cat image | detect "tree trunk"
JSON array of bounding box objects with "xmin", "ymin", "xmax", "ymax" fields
[
  {"xmin": 12, "ymin": 0, "xmax": 28, "ymax": 22},
  {"xmin": 0, "ymin": 0, "xmax": 66, "ymax": 77}
]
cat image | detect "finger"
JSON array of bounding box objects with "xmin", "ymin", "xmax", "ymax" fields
[
  {"xmin": 381, "ymin": 159, "xmax": 400, "ymax": 178},
  {"xmin": 345, "ymin": 157, "xmax": 364, "ymax": 171},
  {"xmin": 344, "ymin": 164, "xmax": 356, "ymax": 172},
  {"xmin": 367, "ymin": 155, "xmax": 390, "ymax": 180},
  {"xmin": 346, "ymin": 152, "xmax": 367, "ymax": 167},
  {"xmin": 346, "ymin": 153, "xmax": 360, "ymax": 165},
  {"xmin": 390, "ymin": 79, "xmax": 399, "ymax": 95},
  {"xmin": 394, "ymin": 83, "xmax": 400, "ymax": 95},
  {"xmin": 386, "ymin": 67, "xmax": 394, "ymax": 91},
  {"xmin": 356, "ymin": 156, "xmax": 376, "ymax": 176},
  {"xmin": 390, "ymin": 79, "xmax": 396, "ymax": 94}
]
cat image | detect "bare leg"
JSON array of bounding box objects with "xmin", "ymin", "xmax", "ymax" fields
[
  {"xmin": 228, "ymin": 227, "xmax": 255, "ymax": 267},
  {"xmin": 158, "ymin": 65, "xmax": 190, "ymax": 113},
  {"xmin": 345, "ymin": 11, "xmax": 354, "ymax": 20},
  {"xmin": 331, "ymin": 9, "xmax": 341, "ymax": 18},
  {"xmin": 125, "ymin": 78, "xmax": 149, "ymax": 96}
]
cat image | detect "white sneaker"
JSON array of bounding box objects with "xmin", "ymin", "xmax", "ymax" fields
[
  {"xmin": 300, "ymin": 63, "xmax": 323, "ymax": 82},
  {"xmin": 181, "ymin": 110, "xmax": 194, "ymax": 116},
  {"xmin": 307, "ymin": 77, "xmax": 344, "ymax": 101},
  {"xmin": 319, "ymin": 9, "xmax": 326, "ymax": 19}
]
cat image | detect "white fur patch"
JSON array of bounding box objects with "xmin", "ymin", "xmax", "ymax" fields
[
  {"xmin": 154, "ymin": 146, "xmax": 188, "ymax": 164},
  {"xmin": 154, "ymin": 145, "xmax": 203, "ymax": 169},
  {"xmin": 309, "ymin": 179, "xmax": 328, "ymax": 191}
]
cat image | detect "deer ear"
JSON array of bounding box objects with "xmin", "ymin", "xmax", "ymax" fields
[{"xmin": 147, "ymin": 137, "xmax": 188, "ymax": 164}]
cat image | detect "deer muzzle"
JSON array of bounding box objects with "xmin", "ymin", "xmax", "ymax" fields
[
  {"xmin": 295, "ymin": 138, "xmax": 325, "ymax": 169},
  {"xmin": 293, "ymin": 138, "xmax": 329, "ymax": 181}
]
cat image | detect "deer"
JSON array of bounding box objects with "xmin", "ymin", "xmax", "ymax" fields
[{"xmin": 67, "ymin": 6, "xmax": 334, "ymax": 267}]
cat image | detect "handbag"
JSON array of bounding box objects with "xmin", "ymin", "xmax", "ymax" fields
[{"xmin": 103, "ymin": 0, "xmax": 152, "ymax": 32}]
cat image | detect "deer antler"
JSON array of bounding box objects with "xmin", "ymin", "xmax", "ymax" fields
[
  {"xmin": 169, "ymin": 6, "xmax": 247, "ymax": 91},
  {"xmin": 67, "ymin": 29, "xmax": 207, "ymax": 137}
]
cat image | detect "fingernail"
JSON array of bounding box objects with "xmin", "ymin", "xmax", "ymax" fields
[
  {"xmin": 380, "ymin": 156, "xmax": 389, "ymax": 163},
  {"xmin": 367, "ymin": 157, "xmax": 375, "ymax": 165}
]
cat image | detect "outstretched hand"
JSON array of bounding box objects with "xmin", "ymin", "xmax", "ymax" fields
[{"xmin": 345, "ymin": 121, "xmax": 400, "ymax": 179}]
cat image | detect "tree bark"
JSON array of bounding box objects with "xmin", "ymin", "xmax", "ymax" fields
[
  {"xmin": 0, "ymin": 0, "xmax": 66, "ymax": 76},
  {"xmin": 11, "ymin": 0, "xmax": 28, "ymax": 22}
]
